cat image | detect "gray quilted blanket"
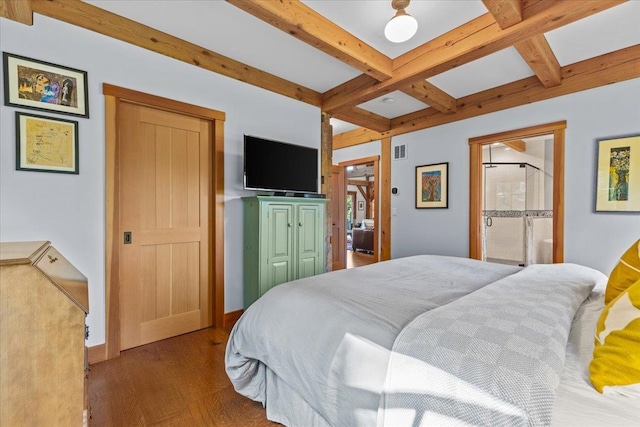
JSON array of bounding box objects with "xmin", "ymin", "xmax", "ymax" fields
[{"xmin": 377, "ymin": 263, "xmax": 601, "ymax": 427}]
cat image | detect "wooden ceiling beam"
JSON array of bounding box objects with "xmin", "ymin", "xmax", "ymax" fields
[
  {"xmin": 330, "ymin": 107, "xmax": 391, "ymax": 133},
  {"xmin": 401, "ymin": 80, "xmax": 457, "ymax": 114},
  {"xmin": 30, "ymin": 0, "xmax": 322, "ymax": 107},
  {"xmin": 514, "ymin": 36, "xmax": 562, "ymax": 88},
  {"xmin": 323, "ymin": 0, "xmax": 624, "ymax": 113},
  {"xmin": 0, "ymin": 0, "xmax": 33, "ymax": 25},
  {"xmin": 483, "ymin": 1, "xmax": 562, "ymax": 89},
  {"xmin": 503, "ymin": 140, "xmax": 527, "ymax": 152},
  {"xmin": 333, "ymin": 44, "xmax": 640, "ymax": 149},
  {"xmin": 482, "ymin": 0, "xmax": 522, "ymax": 28},
  {"xmin": 226, "ymin": 0, "xmax": 392, "ymax": 82}
]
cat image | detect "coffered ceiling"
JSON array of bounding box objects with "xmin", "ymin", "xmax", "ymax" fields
[{"xmin": 4, "ymin": 0, "xmax": 639, "ymax": 148}]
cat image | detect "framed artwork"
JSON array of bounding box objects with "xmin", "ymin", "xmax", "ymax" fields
[
  {"xmin": 16, "ymin": 112, "xmax": 79, "ymax": 174},
  {"xmin": 3, "ymin": 52, "xmax": 89, "ymax": 118},
  {"xmin": 357, "ymin": 201, "xmax": 364, "ymax": 210},
  {"xmin": 416, "ymin": 162, "xmax": 448, "ymax": 209},
  {"xmin": 596, "ymin": 134, "xmax": 640, "ymax": 212}
]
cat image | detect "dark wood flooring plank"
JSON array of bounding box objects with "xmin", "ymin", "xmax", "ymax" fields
[{"xmin": 88, "ymin": 356, "xmax": 146, "ymax": 426}]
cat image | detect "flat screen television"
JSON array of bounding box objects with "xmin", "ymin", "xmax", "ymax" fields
[{"xmin": 244, "ymin": 134, "xmax": 319, "ymax": 194}]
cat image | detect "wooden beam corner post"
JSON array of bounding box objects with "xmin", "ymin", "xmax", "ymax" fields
[{"xmin": 321, "ymin": 112, "xmax": 333, "ymax": 272}]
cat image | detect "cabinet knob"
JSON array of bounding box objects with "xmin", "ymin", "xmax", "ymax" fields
[
  {"xmin": 299, "ymin": 222, "xmax": 303, "ymax": 226},
  {"xmin": 288, "ymin": 223, "xmax": 292, "ymax": 227}
]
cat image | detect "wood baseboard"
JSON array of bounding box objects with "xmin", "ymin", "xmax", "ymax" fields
[
  {"xmin": 87, "ymin": 311, "xmax": 243, "ymax": 365},
  {"xmin": 88, "ymin": 344, "xmax": 107, "ymax": 365},
  {"xmin": 224, "ymin": 309, "xmax": 243, "ymax": 329}
]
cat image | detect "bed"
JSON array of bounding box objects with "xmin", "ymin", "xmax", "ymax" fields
[{"xmin": 225, "ymin": 255, "xmax": 639, "ymax": 426}]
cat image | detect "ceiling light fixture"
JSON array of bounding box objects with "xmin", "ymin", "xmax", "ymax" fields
[{"xmin": 384, "ymin": 0, "xmax": 418, "ymax": 43}]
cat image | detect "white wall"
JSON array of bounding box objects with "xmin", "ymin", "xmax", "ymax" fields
[
  {"xmin": 3, "ymin": 16, "xmax": 639, "ymax": 348},
  {"xmin": 385, "ymin": 78, "xmax": 640, "ymax": 275},
  {"xmin": 0, "ymin": 16, "xmax": 321, "ymax": 346}
]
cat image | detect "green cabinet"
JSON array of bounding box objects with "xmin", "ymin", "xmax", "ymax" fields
[{"xmin": 243, "ymin": 196, "xmax": 327, "ymax": 308}]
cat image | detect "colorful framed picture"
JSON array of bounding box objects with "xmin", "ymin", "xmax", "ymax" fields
[
  {"xmin": 596, "ymin": 134, "xmax": 640, "ymax": 212},
  {"xmin": 3, "ymin": 52, "xmax": 89, "ymax": 118},
  {"xmin": 16, "ymin": 112, "xmax": 79, "ymax": 174},
  {"xmin": 416, "ymin": 162, "xmax": 448, "ymax": 209}
]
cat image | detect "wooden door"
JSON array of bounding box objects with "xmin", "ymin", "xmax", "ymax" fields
[
  {"xmin": 331, "ymin": 165, "xmax": 346, "ymax": 270},
  {"xmin": 119, "ymin": 102, "xmax": 211, "ymax": 350}
]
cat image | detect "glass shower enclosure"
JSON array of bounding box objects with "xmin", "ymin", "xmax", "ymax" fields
[{"xmin": 482, "ymin": 162, "xmax": 553, "ymax": 266}]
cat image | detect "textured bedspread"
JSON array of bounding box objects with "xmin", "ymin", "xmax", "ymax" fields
[
  {"xmin": 225, "ymin": 255, "xmax": 606, "ymax": 427},
  {"xmin": 378, "ymin": 263, "xmax": 602, "ymax": 427}
]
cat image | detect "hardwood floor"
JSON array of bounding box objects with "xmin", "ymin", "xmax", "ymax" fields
[
  {"xmin": 89, "ymin": 253, "xmax": 374, "ymax": 426},
  {"xmin": 347, "ymin": 248, "xmax": 375, "ymax": 268},
  {"xmin": 88, "ymin": 327, "xmax": 276, "ymax": 426}
]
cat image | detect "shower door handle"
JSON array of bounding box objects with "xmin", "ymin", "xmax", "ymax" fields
[{"xmin": 486, "ymin": 217, "xmax": 493, "ymax": 227}]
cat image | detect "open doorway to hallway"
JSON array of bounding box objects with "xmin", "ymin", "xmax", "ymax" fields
[{"xmin": 344, "ymin": 160, "xmax": 377, "ymax": 269}]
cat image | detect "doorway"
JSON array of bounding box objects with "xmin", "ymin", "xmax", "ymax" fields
[
  {"xmin": 469, "ymin": 121, "xmax": 566, "ymax": 264},
  {"xmin": 339, "ymin": 156, "xmax": 379, "ymax": 268},
  {"xmin": 103, "ymin": 84, "xmax": 225, "ymax": 359},
  {"xmin": 482, "ymin": 137, "xmax": 554, "ymax": 266}
]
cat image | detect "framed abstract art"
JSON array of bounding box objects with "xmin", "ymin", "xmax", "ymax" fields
[
  {"xmin": 3, "ymin": 52, "xmax": 89, "ymax": 118},
  {"xmin": 416, "ymin": 162, "xmax": 448, "ymax": 209},
  {"xmin": 596, "ymin": 134, "xmax": 640, "ymax": 212},
  {"xmin": 15, "ymin": 111, "xmax": 79, "ymax": 174}
]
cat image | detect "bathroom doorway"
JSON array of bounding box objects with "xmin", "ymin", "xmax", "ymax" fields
[
  {"xmin": 469, "ymin": 121, "xmax": 566, "ymax": 264},
  {"xmin": 482, "ymin": 138, "xmax": 554, "ymax": 266}
]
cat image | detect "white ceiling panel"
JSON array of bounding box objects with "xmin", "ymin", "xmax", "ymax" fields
[
  {"xmin": 358, "ymin": 91, "xmax": 429, "ymax": 119},
  {"xmin": 545, "ymin": 1, "xmax": 640, "ymax": 66},
  {"xmin": 426, "ymin": 47, "xmax": 535, "ymax": 98},
  {"xmin": 330, "ymin": 118, "xmax": 360, "ymax": 136},
  {"xmin": 86, "ymin": 0, "xmax": 361, "ymax": 92}
]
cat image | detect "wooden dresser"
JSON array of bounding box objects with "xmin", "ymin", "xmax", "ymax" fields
[{"xmin": 0, "ymin": 241, "xmax": 89, "ymax": 426}]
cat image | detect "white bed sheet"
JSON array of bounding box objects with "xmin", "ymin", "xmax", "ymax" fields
[{"xmin": 551, "ymin": 285, "xmax": 640, "ymax": 426}]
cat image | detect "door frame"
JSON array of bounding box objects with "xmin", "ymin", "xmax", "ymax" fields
[
  {"xmin": 331, "ymin": 165, "xmax": 346, "ymax": 270},
  {"xmin": 347, "ymin": 190, "xmax": 357, "ymax": 227},
  {"xmin": 339, "ymin": 156, "xmax": 380, "ymax": 262},
  {"xmin": 103, "ymin": 83, "xmax": 225, "ymax": 360},
  {"xmin": 468, "ymin": 121, "xmax": 566, "ymax": 263}
]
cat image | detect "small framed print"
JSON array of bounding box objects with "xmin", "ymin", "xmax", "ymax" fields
[
  {"xmin": 595, "ymin": 134, "xmax": 640, "ymax": 212},
  {"xmin": 3, "ymin": 52, "xmax": 89, "ymax": 118},
  {"xmin": 358, "ymin": 201, "xmax": 364, "ymax": 210},
  {"xmin": 416, "ymin": 162, "xmax": 448, "ymax": 209},
  {"xmin": 16, "ymin": 112, "xmax": 79, "ymax": 174}
]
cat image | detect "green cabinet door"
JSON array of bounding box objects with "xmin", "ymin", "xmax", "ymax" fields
[
  {"xmin": 243, "ymin": 196, "xmax": 327, "ymax": 308},
  {"xmin": 263, "ymin": 203, "xmax": 294, "ymax": 292},
  {"xmin": 296, "ymin": 203, "xmax": 322, "ymax": 279}
]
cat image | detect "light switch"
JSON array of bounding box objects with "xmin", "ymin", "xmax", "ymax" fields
[{"xmin": 392, "ymin": 208, "xmax": 397, "ymax": 216}]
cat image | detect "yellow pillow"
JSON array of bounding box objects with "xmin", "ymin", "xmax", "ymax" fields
[
  {"xmin": 605, "ymin": 239, "xmax": 640, "ymax": 304},
  {"xmin": 590, "ymin": 279, "xmax": 640, "ymax": 397}
]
